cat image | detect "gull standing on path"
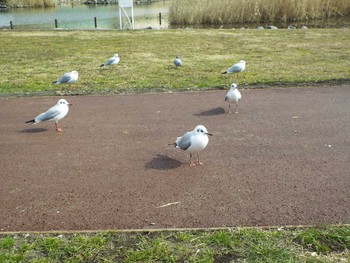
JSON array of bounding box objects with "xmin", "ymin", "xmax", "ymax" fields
[
  {"xmin": 173, "ymin": 55, "xmax": 182, "ymax": 68},
  {"xmin": 52, "ymin": 71, "xmax": 79, "ymax": 85},
  {"xmin": 25, "ymin": 99, "xmax": 72, "ymax": 132},
  {"xmin": 222, "ymin": 60, "xmax": 246, "ymax": 83},
  {"xmin": 100, "ymin": 54, "xmax": 120, "ymax": 67},
  {"xmin": 225, "ymin": 83, "xmax": 242, "ymax": 113},
  {"xmin": 172, "ymin": 125, "xmax": 212, "ymax": 167}
]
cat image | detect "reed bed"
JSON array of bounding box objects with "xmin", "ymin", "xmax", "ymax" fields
[{"xmin": 169, "ymin": 0, "xmax": 350, "ymax": 25}]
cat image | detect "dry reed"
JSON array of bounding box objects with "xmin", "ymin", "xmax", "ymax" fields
[{"xmin": 169, "ymin": 0, "xmax": 350, "ymax": 25}]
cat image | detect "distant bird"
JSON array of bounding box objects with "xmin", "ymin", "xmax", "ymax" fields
[
  {"xmin": 172, "ymin": 125, "xmax": 212, "ymax": 167},
  {"xmin": 225, "ymin": 83, "xmax": 242, "ymax": 113},
  {"xmin": 25, "ymin": 99, "xmax": 72, "ymax": 132},
  {"xmin": 52, "ymin": 71, "xmax": 78, "ymax": 85},
  {"xmin": 222, "ymin": 60, "xmax": 246, "ymax": 83},
  {"xmin": 173, "ymin": 55, "xmax": 182, "ymax": 68},
  {"xmin": 100, "ymin": 54, "xmax": 120, "ymax": 67}
]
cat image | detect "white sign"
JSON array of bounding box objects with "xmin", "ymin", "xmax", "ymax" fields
[{"xmin": 119, "ymin": 0, "xmax": 133, "ymax": 8}]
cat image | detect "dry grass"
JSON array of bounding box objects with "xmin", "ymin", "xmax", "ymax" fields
[{"xmin": 169, "ymin": 0, "xmax": 350, "ymax": 25}]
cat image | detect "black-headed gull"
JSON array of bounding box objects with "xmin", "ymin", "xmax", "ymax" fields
[
  {"xmin": 225, "ymin": 83, "xmax": 242, "ymax": 113},
  {"xmin": 100, "ymin": 54, "xmax": 120, "ymax": 67},
  {"xmin": 222, "ymin": 60, "xmax": 246, "ymax": 82},
  {"xmin": 173, "ymin": 55, "xmax": 182, "ymax": 68},
  {"xmin": 25, "ymin": 99, "xmax": 72, "ymax": 132},
  {"xmin": 52, "ymin": 71, "xmax": 78, "ymax": 84},
  {"xmin": 173, "ymin": 125, "xmax": 212, "ymax": 167}
]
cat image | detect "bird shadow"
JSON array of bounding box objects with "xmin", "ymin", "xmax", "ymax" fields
[
  {"xmin": 194, "ymin": 107, "xmax": 226, "ymax": 116},
  {"xmin": 145, "ymin": 154, "xmax": 182, "ymax": 170},
  {"xmin": 19, "ymin": 128, "xmax": 48, "ymax": 133}
]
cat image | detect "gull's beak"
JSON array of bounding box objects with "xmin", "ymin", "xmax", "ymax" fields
[
  {"xmin": 206, "ymin": 132, "xmax": 213, "ymax": 136},
  {"xmin": 68, "ymin": 103, "xmax": 73, "ymax": 106}
]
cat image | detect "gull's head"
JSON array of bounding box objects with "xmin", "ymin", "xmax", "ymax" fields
[
  {"xmin": 71, "ymin": 70, "xmax": 78, "ymax": 76},
  {"xmin": 230, "ymin": 83, "xmax": 238, "ymax": 90},
  {"xmin": 194, "ymin": 125, "xmax": 213, "ymax": 136},
  {"xmin": 240, "ymin": 60, "xmax": 246, "ymax": 64},
  {"xmin": 114, "ymin": 54, "xmax": 119, "ymax": 57},
  {"xmin": 175, "ymin": 55, "xmax": 180, "ymax": 59},
  {"xmin": 57, "ymin": 99, "xmax": 72, "ymax": 106}
]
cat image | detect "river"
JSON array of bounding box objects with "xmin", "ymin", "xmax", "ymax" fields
[{"xmin": 0, "ymin": 0, "xmax": 170, "ymax": 29}]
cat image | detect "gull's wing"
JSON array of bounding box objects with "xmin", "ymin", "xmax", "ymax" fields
[
  {"xmin": 35, "ymin": 105, "xmax": 62, "ymax": 122},
  {"xmin": 105, "ymin": 57, "xmax": 116, "ymax": 65},
  {"xmin": 175, "ymin": 131, "xmax": 192, "ymax": 150},
  {"xmin": 57, "ymin": 73, "xmax": 72, "ymax": 83},
  {"xmin": 174, "ymin": 58, "xmax": 182, "ymax": 66},
  {"xmin": 228, "ymin": 63, "xmax": 241, "ymax": 73}
]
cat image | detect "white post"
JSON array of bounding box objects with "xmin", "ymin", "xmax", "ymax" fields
[{"xmin": 119, "ymin": 0, "xmax": 134, "ymax": 30}]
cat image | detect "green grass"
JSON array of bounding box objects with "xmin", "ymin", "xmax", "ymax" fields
[
  {"xmin": 0, "ymin": 29, "xmax": 349, "ymax": 96},
  {"xmin": 0, "ymin": 226, "xmax": 349, "ymax": 262}
]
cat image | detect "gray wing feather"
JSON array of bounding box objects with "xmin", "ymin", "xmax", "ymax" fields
[
  {"xmin": 35, "ymin": 107, "xmax": 61, "ymax": 122},
  {"xmin": 228, "ymin": 64, "xmax": 240, "ymax": 73},
  {"xmin": 105, "ymin": 58, "xmax": 115, "ymax": 65},
  {"xmin": 174, "ymin": 58, "xmax": 182, "ymax": 66},
  {"xmin": 176, "ymin": 132, "xmax": 192, "ymax": 150},
  {"xmin": 57, "ymin": 74, "xmax": 71, "ymax": 83}
]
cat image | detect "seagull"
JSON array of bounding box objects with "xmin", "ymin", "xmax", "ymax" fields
[
  {"xmin": 100, "ymin": 54, "xmax": 120, "ymax": 67},
  {"xmin": 173, "ymin": 55, "xmax": 182, "ymax": 68},
  {"xmin": 52, "ymin": 71, "xmax": 78, "ymax": 85},
  {"xmin": 222, "ymin": 60, "xmax": 246, "ymax": 83},
  {"xmin": 225, "ymin": 83, "xmax": 242, "ymax": 113},
  {"xmin": 25, "ymin": 99, "xmax": 72, "ymax": 132},
  {"xmin": 172, "ymin": 125, "xmax": 212, "ymax": 167}
]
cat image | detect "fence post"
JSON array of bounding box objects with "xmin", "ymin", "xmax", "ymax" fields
[
  {"xmin": 94, "ymin": 17, "xmax": 97, "ymax": 28},
  {"xmin": 159, "ymin": 12, "xmax": 161, "ymax": 25},
  {"xmin": 55, "ymin": 19, "xmax": 58, "ymax": 28},
  {"xmin": 10, "ymin": 21, "xmax": 13, "ymax": 29}
]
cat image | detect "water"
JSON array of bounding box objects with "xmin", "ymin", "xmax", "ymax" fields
[{"xmin": 0, "ymin": 1, "xmax": 170, "ymax": 29}]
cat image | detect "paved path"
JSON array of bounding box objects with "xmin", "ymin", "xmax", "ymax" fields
[{"xmin": 0, "ymin": 85, "xmax": 349, "ymax": 231}]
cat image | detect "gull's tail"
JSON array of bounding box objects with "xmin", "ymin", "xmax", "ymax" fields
[
  {"xmin": 100, "ymin": 64, "xmax": 105, "ymax": 67},
  {"xmin": 225, "ymin": 96, "xmax": 228, "ymax": 101},
  {"xmin": 25, "ymin": 119, "xmax": 35, "ymax": 124},
  {"xmin": 168, "ymin": 143, "xmax": 177, "ymax": 147},
  {"xmin": 52, "ymin": 81, "xmax": 58, "ymax": 84},
  {"xmin": 221, "ymin": 71, "xmax": 227, "ymax": 74}
]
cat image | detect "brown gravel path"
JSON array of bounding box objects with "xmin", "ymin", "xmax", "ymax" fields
[{"xmin": 0, "ymin": 85, "xmax": 349, "ymax": 232}]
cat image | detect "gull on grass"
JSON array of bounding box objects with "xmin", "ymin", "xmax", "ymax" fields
[
  {"xmin": 52, "ymin": 71, "xmax": 78, "ymax": 85},
  {"xmin": 222, "ymin": 60, "xmax": 246, "ymax": 83},
  {"xmin": 100, "ymin": 54, "xmax": 120, "ymax": 67},
  {"xmin": 173, "ymin": 55, "xmax": 182, "ymax": 68}
]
